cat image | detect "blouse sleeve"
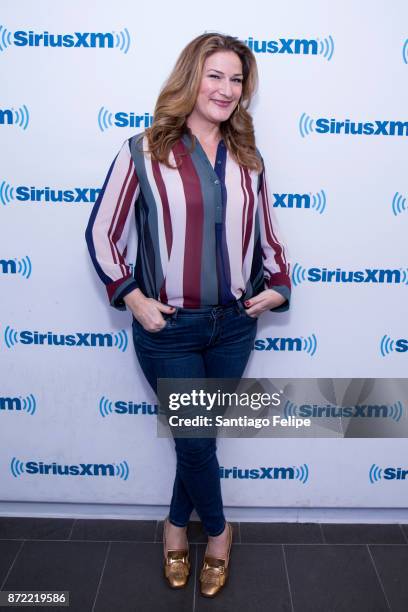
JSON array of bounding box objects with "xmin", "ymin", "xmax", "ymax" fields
[
  {"xmin": 257, "ymin": 159, "xmax": 291, "ymax": 312},
  {"xmin": 85, "ymin": 139, "xmax": 140, "ymax": 311}
]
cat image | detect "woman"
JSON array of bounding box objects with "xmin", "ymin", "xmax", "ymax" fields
[{"xmin": 85, "ymin": 32, "xmax": 291, "ymax": 598}]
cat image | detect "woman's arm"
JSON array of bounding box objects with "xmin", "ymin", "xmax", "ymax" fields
[
  {"xmin": 85, "ymin": 139, "xmax": 140, "ymax": 310},
  {"xmin": 257, "ymin": 163, "xmax": 291, "ymax": 312}
]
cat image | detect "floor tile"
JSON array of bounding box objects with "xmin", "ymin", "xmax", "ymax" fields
[
  {"xmin": 0, "ymin": 540, "xmax": 22, "ymax": 585},
  {"xmin": 240, "ymin": 521, "xmax": 323, "ymax": 544},
  {"xmin": 1, "ymin": 540, "xmax": 107, "ymax": 612},
  {"xmin": 94, "ymin": 541, "xmax": 195, "ymax": 612},
  {"xmin": 195, "ymin": 542, "xmax": 292, "ymax": 611},
  {"xmin": 322, "ymin": 523, "xmax": 405, "ymax": 544},
  {"xmin": 0, "ymin": 517, "xmax": 73, "ymax": 540},
  {"xmin": 369, "ymin": 544, "xmax": 408, "ymax": 612},
  {"xmin": 71, "ymin": 518, "xmax": 157, "ymax": 542},
  {"xmin": 397, "ymin": 524, "xmax": 408, "ymax": 543},
  {"xmin": 285, "ymin": 544, "xmax": 389, "ymax": 612}
]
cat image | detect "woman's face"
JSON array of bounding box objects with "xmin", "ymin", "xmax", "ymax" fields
[{"xmin": 192, "ymin": 50, "xmax": 243, "ymax": 126}]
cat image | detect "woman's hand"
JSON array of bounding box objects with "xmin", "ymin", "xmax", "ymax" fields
[
  {"xmin": 244, "ymin": 289, "xmax": 286, "ymax": 318},
  {"xmin": 124, "ymin": 289, "xmax": 176, "ymax": 332}
]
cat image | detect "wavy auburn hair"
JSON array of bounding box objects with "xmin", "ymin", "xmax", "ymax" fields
[{"xmin": 141, "ymin": 32, "xmax": 263, "ymax": 173}]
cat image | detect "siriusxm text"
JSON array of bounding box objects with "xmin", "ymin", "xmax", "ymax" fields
[
  {"xmin": 16, "ymin": 331, "xmax": 117, "ymax": 347},
  {"xmin": 245, "ymin": 37, "xmax": 318, "ymax": 55},
  {"xmin": 219, "ymin": 466, "xmax": 295, "ymax": 479},
  {"xmin": 316, "ymin": 118, "xmax": 408, "ymax": 136},
  {"xmin": 307, "ymin": 268, "xmax": 405, "ymax": 283},
  {"xmin": 382, "ymin": 468, "xmax": 408, "ymax": 480},
  {"xmin": 23, "ymin": 461, "xmax": 118, "ymax": 475},
  {"xmin": 299, "ymin": 404, "xmax": 393, "ymax": 417},
  {"xmin": 254, "ymin": 337, "xmax": 301, "ymax": 351},
  {"xmin": 13, "ymin": 30, "xmax": 115, "ymax": 48},
  {"xmin": 15, "ymin": 186, "xmax": 100, "ymax": 203}
]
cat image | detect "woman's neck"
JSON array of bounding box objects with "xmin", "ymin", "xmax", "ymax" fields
[{"xmin": 186, "ymin": 114, "xmax": 221, "ymax": 145}]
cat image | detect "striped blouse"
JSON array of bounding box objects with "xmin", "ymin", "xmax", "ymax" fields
[{"xmin": 85, "ymin": 129, "xmax": 291, "ymax": 312}]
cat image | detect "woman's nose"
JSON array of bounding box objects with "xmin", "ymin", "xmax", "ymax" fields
[{"xmin": 218, "ymin": 79, "xmax": 233, "ymax": 98}]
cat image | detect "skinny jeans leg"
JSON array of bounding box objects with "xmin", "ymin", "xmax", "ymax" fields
[{"xmin": 131, "ymin": 300, "xmax": 257, "ymax": 536}]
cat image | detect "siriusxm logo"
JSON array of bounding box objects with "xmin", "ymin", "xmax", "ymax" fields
[
  {"xmin": 0, "ymin": 181, "xmax": 100, "ymax": 205},
  {"xmin": 380, "ymin": 335, "xmax": 408, "ymax": 356},
  {"xmin": 369, "ymin": 464, "xmax": 408, "ymax": 483},
  {"xmin": 98, "ymin": 107, "xmax": 153, "ymax": 132},
  {"xmin": 0, "ymin": 257, "xmax": 32, "ymax": 278},
  {"xmin": 292, "ymin": 264, "xmax": 408, "ymax": 287},
  {"xmin": 273, "ymin": 190, "xmax": 326, "ymax": 214},
  {"xmin": 220, "ymin": 464, "xmax": 309, "ymax": 483},
  {"xmin": 402, "ymin": 39, "xmax": 408, "ymax": 64},
  {"xmin": 99, "ymin": 396, "xmax": 158, "ymax": 417},
  {"xmin": 0, "ymin": 25, "xmax": 130, "ymax": 53},
  {"xmin": 0, "ymin": 105, "xmax": 29, "ymax": 130},
  {"xmin": 0, "ymin": 394, "xmax": 36, "ymax": 414},
  {"xmin": 11, "ymin": 457, "xmax": 129, "ymax": 479},
  {"xmin": 245, "ymin": 35, "xmax": 334, "ymax": 60},
  {"xmin": 3, "ymin": 326, "xmax": 128, "ymax": 352},
  {"xmin": 391, "ymin": 192, "xmax": 407, "ymax": 216},
  {"xmin": 299, "ymin": 114, "xmax": 408, "ymax": 138},
  {"xmin": 285, "ymin": 400, "xmax": 403, "ymax": 422},
  {"xmin": 254, "ymin": 334, "xmax": 317, "ymax": 356}
]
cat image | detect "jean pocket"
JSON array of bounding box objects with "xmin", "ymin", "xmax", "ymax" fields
[
  {"xmin": 237, "ymin": 300, "xmax": 258, "ymax": 321},
  {"xmin": 133, "ymin": 314, "xmax": 172, "ymax": 334}
]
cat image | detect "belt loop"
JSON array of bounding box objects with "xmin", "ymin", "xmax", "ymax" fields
[{"xmin": 172, "ymin": 306, "xmax": 179, "ymax": 320}]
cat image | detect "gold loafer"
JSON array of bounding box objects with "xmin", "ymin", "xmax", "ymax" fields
[
  {"xmin": 199, "ymin": 522, "xmax": 232, "ymax": 597},
  {"xmin": 163, "ymin": 517, "xmax": 190, "ymax": 588}
]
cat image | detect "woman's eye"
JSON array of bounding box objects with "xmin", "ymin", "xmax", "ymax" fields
[{"xmin": 209, "ymin": 75, "xmax": 242, "ymax": 83}]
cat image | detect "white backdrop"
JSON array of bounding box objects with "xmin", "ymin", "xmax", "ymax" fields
[{"xmin": 1, "ymin": 0, "xmax": 407, "ymax": 512}]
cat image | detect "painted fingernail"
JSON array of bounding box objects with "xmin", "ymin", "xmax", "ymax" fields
[{"xmin": 245, "ymin": 301, "xmax": 250, "ymax": 306}]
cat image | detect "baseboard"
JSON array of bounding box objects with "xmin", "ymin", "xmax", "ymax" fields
[{"xmin": 1, "ymin": 502, "xmax": 408, "ymax": 523}]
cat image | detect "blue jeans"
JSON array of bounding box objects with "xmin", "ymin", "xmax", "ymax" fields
[{"xmin": 131, "ymin": 297, "xmax": 257, "ymax": 537}]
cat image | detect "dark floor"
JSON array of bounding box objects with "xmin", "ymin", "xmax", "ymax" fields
[{"xmin": 0, "ymin": 517, "xmax": 408, "ymax": 611}]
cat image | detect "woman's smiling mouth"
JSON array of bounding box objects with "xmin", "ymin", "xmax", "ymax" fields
[{"xmin": 211, "ymin": 99, "xmax": 233, "ymax": 107}]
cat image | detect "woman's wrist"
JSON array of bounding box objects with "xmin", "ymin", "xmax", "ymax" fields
[
  {"xmin": 264, "ymin": 288, "xmax": 286, "ymax": 308},
  {"xmin": 123, "ymin": 288, "xmax": 146, "ymax": 309}
]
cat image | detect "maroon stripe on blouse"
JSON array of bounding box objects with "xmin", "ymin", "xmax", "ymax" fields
[
  {"xmin": 260, "ymin": 171, "xmax": 285, "ymax": 272},
  {"xmin": 242, "ymin": 167, "xmax": 255, "ymax": 261},
  {"xmin": 173, "ymin": 140, "xmax": 203, "ymax": 308},
  {"xmin": 113, "ymin": 168, "xmax": 138, "ymax": 277},
  {"xmin": 159, "ymin": 281, "xmax": 168, "ymax": 304},
  {"xmin": 240, "ymin": 166, "xmax": 247, "ymax": 263},
  {"xmin": 109, "ymin": 158, "xmax": 137, "ymax": 275}
]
